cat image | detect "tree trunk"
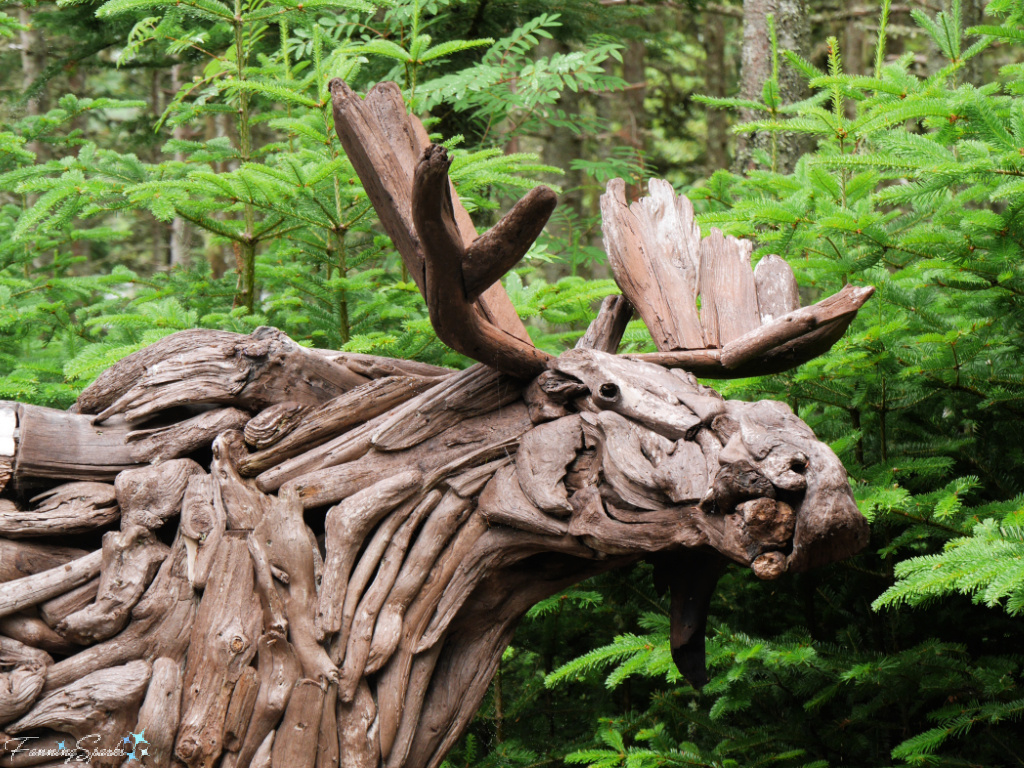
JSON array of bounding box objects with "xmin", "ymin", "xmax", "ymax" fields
[
  {"xmin": 735, "ymin": 0, "xmax": 810, "ymax": 174},
  {"xmin": 704, "ymin": 11, "xmax": 730, "ymax": 173}
]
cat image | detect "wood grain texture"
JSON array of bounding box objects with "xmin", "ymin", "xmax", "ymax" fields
[
  {"xmin": 601, "ymin": 178, "xmax": 705, "ymax": 351},
  {"xmin": 697, "ymin": 227, "xmax": 760, "ymax": 347}
]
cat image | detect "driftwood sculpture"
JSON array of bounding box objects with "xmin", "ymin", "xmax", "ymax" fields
[{"xmin": 0, "ymin": 80, "xmax": 874, "ymax": 768}]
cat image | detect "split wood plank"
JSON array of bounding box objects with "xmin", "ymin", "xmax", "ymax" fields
[
  {"xmin": 601, "ymin": 178, "xmax": 705, "ymax": 351},
  {"xmin": 698, "ymin": 227, "xmax": 760, "ymax": 347}
]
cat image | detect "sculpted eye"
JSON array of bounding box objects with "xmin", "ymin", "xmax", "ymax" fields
[{"xmin": 598, "ymin": 382, "xmax": 620, "ymax": 401}]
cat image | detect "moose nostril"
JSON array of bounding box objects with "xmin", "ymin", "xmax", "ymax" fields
[
  {"xmin": 598, "ymin": 382, "xmax": 620, "ymax": 400},
  {"xmin": 791, "ymin": 453, "xmax": 808, "ymax": 472}
]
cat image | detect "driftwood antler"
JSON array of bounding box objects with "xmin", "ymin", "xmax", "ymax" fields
[
  {"xmin": 411, "ymin": 144, "xmax": 556, "ymax": 377},
  {"xmin": 330, "ymin": 79, "xmax": 556, "ymax": 378},
  {"xmin": 0, "ymin": 83, "xmax": 875, "ymax": 768}
]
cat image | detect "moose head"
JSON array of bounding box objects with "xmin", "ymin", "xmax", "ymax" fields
[{"xmin": 0, "ymin": 82, "xmax": 871, "ymax": 768}]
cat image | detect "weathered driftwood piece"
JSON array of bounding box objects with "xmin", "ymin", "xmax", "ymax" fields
[
  {"xmin": 4, "ymin": 403, "xmax": 139, "ymax": 484},
  {"xmin": 283, "ymin": 403, "xmax": 531, "ymax": 509},
  {"xmin": 412, "ymin": 145, "xmax": 554, "ymax": 377},
  {"xmin": 0, "ymin": 613, "xmax": 78, "ymax": 656},
  {"xmin": 57, "ymin": 524, "xmax": 169, "ymax": 644},
  {"xmin": 0, "ymin": 483, "xmax": 117, "ymax": 538},
  {"xmin": 600, "ymin": 177, "xmax": 874, "ymax": 377},
  {"xmin": 271, "ymin": 678, "xmax": 324, "ymax": 768},
  {"xmin": 0, "ymin": 636, "xmax": 51, "ymax": 727},
  {"xmin": 0, "ymin": 550, "xmax": 102, "ymax": 621},
  {"xmin": 0, "ymin": 539, "xmax": 87, "ymax": 584},
  {"xmin": 0, "ymin": 81, "xmax": 876, "ymax": 768},
  {"xmin": 127, "ymin": 407, "xmax": 252, "ymax": 463},
  {"xmin": 315, "ymin": 349, "xmax": 450, "ymax": 381},
  {"xmin": 232, "ymin": 635, "xmax": 299, "ymax": 768},
  {"xmin": 223, "ymin": 666, "xmax": 259, "ymax": 754},
  {"xmin": 181, "ymin": 473, "xmax": 223, "ymax": 589},
  {"xmin": 176, "ymin": 533, "xmax": 261, "ymax": 768},
  {"xmin": 88, "ymin": 327, "xmax": 368, "ymax": 425},
  {"xmin": 601, "ymin": 178, "xmax": 706, "ymax": 350},
  {"xmin": 116, "ymin": 458, "xmax": 203, "ymax": 531},
  {"xmin": 329, "ymin": 79, "xmax": 530, "ymax": 345},
  {"xmin": 256, "ymin": 485, "xmax": 336, "ymax": 683},
  {"xmin": 133, "ymin": 656, "xmax": 184, "ymax": 768},
  {"xmin": 240, "ymin": 376, "xmax": 435, "ymax": 476},
  {"xmin": 8, "ymin": 660, "xmax": 151, "ymax": 746},
  {"xmin": 42, "ymin": 537, "xmax": 196, "ymax": 692},
  {"xmin": 575, "ymin": 294, "xmax": 633, "ymax": 354}
]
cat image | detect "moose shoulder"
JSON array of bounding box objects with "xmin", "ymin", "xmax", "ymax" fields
[{"xmin": 0, "ymin": 82, "xmax": 872, "ymax": 768}]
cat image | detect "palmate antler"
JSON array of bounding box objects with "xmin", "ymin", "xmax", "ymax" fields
[{"xmin": 331, "ymin": 79, "xmax": 872, "ymax": 382}]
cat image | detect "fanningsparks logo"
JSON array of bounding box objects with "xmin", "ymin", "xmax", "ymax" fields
[{"xmin": 3, "ymin": 731, "xmax": 150, "ymax": 763}]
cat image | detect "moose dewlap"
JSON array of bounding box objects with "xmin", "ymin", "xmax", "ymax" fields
[{"xmin": 0, "ymin": 81, "xmax": 872, "ymax": 768}]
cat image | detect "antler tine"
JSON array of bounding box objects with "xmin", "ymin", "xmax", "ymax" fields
[{"xmin": 412, "ymin": 145, "xmax": 556, "ymax": 378}]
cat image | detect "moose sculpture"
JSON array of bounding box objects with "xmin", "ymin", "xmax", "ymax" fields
[{"xmin": 0, "ymin": 80, "xmax": 873, "ymax": 768}]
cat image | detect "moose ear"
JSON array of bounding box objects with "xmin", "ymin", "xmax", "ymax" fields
[{"xmin": 652, "ymin": 548, "xmax": 728, "ymax": 689}]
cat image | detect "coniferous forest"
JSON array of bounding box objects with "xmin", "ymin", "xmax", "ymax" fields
[{"xmin": 4, "ymin": 0, "xmax": 1024, "ymax": 765}]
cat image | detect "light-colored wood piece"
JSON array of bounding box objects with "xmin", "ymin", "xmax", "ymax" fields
[
  {"xmin": 601, "ymin": 178, "xmax": 705, "ymax": 351},
  {"xmin": 753, "ymin": 253, "xmax": 800, "ymax": 323},
  {"xmin": 698, "ymin": 227, "xmax": 760, "ymax": 347}
]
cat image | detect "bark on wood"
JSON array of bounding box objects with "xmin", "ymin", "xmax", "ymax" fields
[
  {"xmin": 133, "ymin": 657, "xmax": 183, "ymax": 768},
  {"xmin": 127, "ymin": 408, "xmax": 252, "ymax": 463},
  {"xmin": 0, "ymin": 483, "xmax": 118, "ymax": 538},
  {"xmin": 57, "ymin": 525, "xmax": 168, "ymax": 644},
  {"xmin": 240, "ymin": 377, "xmax": 433, "ymax": 477},
  {"xmin": 176, "ymin": 533, "xmax": 261, "ymax": 768}
]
